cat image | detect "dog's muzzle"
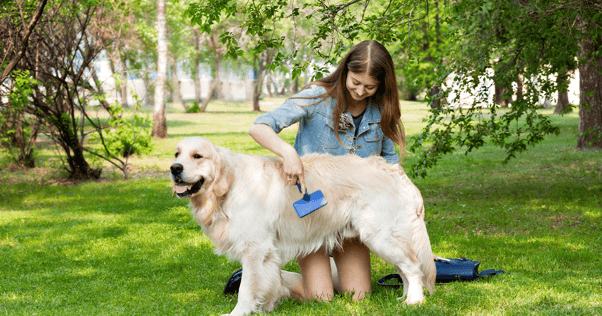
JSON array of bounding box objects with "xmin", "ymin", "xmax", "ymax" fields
[{"xmin": 171, "ymin": 163, "xmax": 204, "ymax": 198}]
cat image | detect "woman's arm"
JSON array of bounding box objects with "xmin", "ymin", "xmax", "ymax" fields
[
  {"xmin": 248, "ymin": 124, "xmax": 307, "ymax": 194},
  {"xmin": 381, "ymin": 136, "xmax": 400, "ymax": 164}
]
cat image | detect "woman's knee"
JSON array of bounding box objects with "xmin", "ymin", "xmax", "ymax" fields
[
  {"xmin": 297, "ymin": 249, "xmax": 335, "ymax": 301},
  {"xmin": 331, "ymin": 238, "xmax": 372, "ymax": 300}
]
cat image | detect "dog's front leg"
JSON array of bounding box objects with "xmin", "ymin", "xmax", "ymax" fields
[{"xmin": 226, "ymin": 250, "xmax": 284, "ymax": 316}]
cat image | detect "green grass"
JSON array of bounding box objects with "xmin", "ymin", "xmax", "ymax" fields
[{"xmin": 1, "ymin": 99, "xmax": 601, "ymax": 315}]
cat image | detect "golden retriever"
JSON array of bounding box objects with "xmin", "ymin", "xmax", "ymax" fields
[{"xmin": 170, "ymin": 136, "xmax": 435, "ymax": 316}]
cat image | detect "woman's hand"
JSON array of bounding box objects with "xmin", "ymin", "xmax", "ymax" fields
[
  {"xmin": 282, "ymin": 147, "xmax": 306, "ymax": 194},
  {"xmin": 249, "ymin": 123, "xmax": 306, "ymax": 194}
]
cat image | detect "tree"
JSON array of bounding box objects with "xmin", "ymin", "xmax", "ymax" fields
[
  {"xmin": 187, "ymin": 0, "xmax": 601, "ymax": 176},
  {"xmin": 0, "ymin": 70, "xmax": 40, "ymax": 168},
  {"xmin": 190, "ymin": 28, "xmax": 204, "ymax": 104},
  {"xmin": 164, "ymin": 0, "xmax": 196, "ymax": 109},
  {"xmin": 0, "ymin": 0, "xmax": 48, "ymax": 167},
  {"xmin": 88, "ymin": 0, "xmax": 139, "ymax": 108},
  {"xmin": 1, "ymin": 1, "xmax": 111, "ymax": 179},
  {"xmin": 412, "ymin": 0, "xmax": 602, "ymax": 172},
  {"xmin": 88, "ymin": 0, "xmax": 137, "ymax": 112},
  {"xmin": 554, "ymin": 70, "xmax": 572, "ymax": 115},
  {"xmin": 128, "ymin": 0, "xmax": 159, "ymax": 107},
  {"xmin": 0, "ymin": 0, "xmax": 48, "ymax": 85},
  {"xmin": 577, "ymin": 29, "xmax": 602, "ymax": 148},
  {"xmin": 1, "ymin": 0, "xmax": 155, "ymax": 179},
  {"xmin": 251, "ymin": 48, "xmax": 275, "ymax": 112},
  {"xmin": 152, "ymin": 0, "xmax": 168, "ymax": 138},
  {"xmin": 197, "ymin": 29, "xmax": 221, "ymax": 112}
]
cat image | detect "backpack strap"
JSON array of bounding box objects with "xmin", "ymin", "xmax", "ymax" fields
[
  {"xmin": 376, "ymin": 273, "xmax": 402, "ymax": 289},
  {"xmin": 478, "ymin": 268, "xmax": 506, "ymax": 278}
]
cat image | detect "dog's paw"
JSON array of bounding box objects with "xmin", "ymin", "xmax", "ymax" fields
[
  {"xmin": 400, "ymin": 292, "xmax": 424, "ymax": 305},
  {"xmin": 404, "ymin": 297, "xmax": 424, "ymax": 305}
]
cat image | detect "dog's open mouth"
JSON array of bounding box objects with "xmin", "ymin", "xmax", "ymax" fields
[{"xmin": 173, "ymin": 178, "xmax": 204, "ymax": 198}]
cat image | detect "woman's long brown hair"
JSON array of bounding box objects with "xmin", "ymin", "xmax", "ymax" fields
[{"xmin": 299, "ymin": 40, "xmax": 406, "ymax": 156}]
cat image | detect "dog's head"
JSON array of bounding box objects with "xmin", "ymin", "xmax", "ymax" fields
[{"xmin": 170, "ymin": 137, "xmax": 230, "ymax": 199}]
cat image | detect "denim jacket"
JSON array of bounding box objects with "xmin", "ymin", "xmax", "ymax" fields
[{"xmin": 253, "ymin": 85, "xmax": 399, "ymax": 164}]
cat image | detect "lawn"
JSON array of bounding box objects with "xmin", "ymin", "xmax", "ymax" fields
[{"xmin": 1, "ymin": 99, "xmax": 600, "ymax": 315}]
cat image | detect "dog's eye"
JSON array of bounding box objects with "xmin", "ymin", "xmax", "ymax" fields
[
  {"xmin": 175, "ymin": 152, "xmax": 179, "ymax": 158},
  {"xmin": 193, "ymin": 154, "xmax": 203, "ymax": 159}
]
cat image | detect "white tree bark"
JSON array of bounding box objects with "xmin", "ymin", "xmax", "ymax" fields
[{"xmin": 152, "ymin": 0, "xmax": 168, "ymax": 138}]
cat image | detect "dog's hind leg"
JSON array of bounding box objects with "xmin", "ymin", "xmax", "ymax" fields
[
  {"xmin": 362, "ymin": 237, "xmax": 425, "ymax": 305},
  {"xmin": 281, "ymin": 270, "xmax": 304, "ymax": 299},
  {"xmin": 397, "ymin": 270, "xmax": 409, "ymax": 298}
]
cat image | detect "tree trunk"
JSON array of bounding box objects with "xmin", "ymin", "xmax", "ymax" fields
[
  {"xmin": 4, "ymin": 103, "xmax": 38, "ymax": 168},
  {"xmin": 516, "ymin": 72, "xmax": 523, "ymax": 101},
  {"xmin": 494, "ymin": 82, "xmax": 504, "ymax": 105},
  {"xmin": 105, "ymin": 44, "xmax": 128, "ymax": 108},
  {"xmin": 293, "ymin": 76, "xmax": 299, "ymax": 94},
  {"xmin": 193, "ymin": 29, "xmax": 202, "ymax": 104},
  {"xmin": 0, "ymin": 0, "xmax": 48, "ymax": 85},
  {"xmin": 252, "ymin": 54, "xmax": 267, "ymax": 112},
  {"xmin": 170, "ymin": 57, "xmax": 184, "ymax": 108},
  {"xmin": 142, "ymin": 72, "xmax": 154, "ymax": 106},
  {"xmin": 200, "ymin": 55, "xmax": 219, "ymax": 112},
  {"xmin": 433, "ymin": 1, "xmax": 442, "ymax": 109},
  {"xmin": 49, "ymin": 112, "xmax": 101, "ymax": 180},
  {"xmin": 265, "ymin": 73, "xmax": 274, "ymax": 97},
  {"xmin": 200, "ymin": 31, "xmax": 222, "ymax": 112},
  {"xmin": 106, "ymin": 52, "xmax": 120, "ymax": 104},
  {"xmin": 152, "ymin": 0, "xmax": 168, "ymax": 138},
  {"xmin": 577, "ymin": 34, "xmax": 602, "ymax": 149},
  {"xmin": 495, "ymin": 82, "xmax": 511, "ymax": 107},
  {"xmin": 554, "ymin": 70, "xmax": 570, "ymax": 114},
  {"xmin": 89, "ymin": 62, "xmax": 115, "ymax": 116},
  {"xmin": 200, "ymin": 78, "xmax": 218, "ymax": 112},
  {"xmin": 430, "ymin": 85, "xmax": 441, "ymax": 109},
  {"xmin": 556, "ymin": 91, "xmax": 570, "ymax": 113},
  {"xmin": 117, "ymin": 49, "xmax": 128, "ymax": 107},
  {"xmin": 279, "ymin": 81, "xmax": 288, "ymax": 95}
]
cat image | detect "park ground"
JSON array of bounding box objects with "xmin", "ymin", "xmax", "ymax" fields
[{"xmin": 0, "ymin": 99, "xmax": 600, "ymax": 315}]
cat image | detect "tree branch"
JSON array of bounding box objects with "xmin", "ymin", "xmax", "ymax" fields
[{"xmin": 0, "ymin": 0, "xmax": 48, "ymax": 85}]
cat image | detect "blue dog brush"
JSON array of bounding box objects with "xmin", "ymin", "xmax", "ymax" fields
[{"xmin": 293, "ymin": 183, "xmax": 327, "ymax": 218}]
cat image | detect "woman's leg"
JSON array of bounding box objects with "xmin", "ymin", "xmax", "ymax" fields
[
  {"xmin": 331, "ymin": 237, "xmax": 371, "ymax": 300},
  {"xmin": 295, "ymin": 248, "xmax": 335, "ymax": 301}
]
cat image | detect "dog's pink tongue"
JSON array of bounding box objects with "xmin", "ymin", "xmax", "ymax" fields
[{"xmin": 174, "ymin": 185, "xmax": 188, "ymax": 194}]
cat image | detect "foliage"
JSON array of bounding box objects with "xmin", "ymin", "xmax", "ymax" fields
[
  {"xmin": 185, "ymin": 102, "xmax": 201, "ymax": 113},
  {"xmin": 0, "ymin": 1, "xmax": 106, "ymax": 179},
  {"xmin": 408, "ymin": 0, "xmax": 601, "ymax": 177},
  {"xmin": 0, "ymin": 70, "xmax": 40, "ymax": 167},
  {"xmin": 93, "ymin": 104, "xmax": 154, "ymax": 158},
  {"xmin": 1, "ymin": 0, "xmax": 159, "ymax": 180},
  {"xmin": 185, "ymin": 0, "xmax": 601, "ymax": 177}
]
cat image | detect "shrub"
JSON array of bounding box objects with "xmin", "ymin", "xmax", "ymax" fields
[
  {"xmin": 185, "ymin": 102, "xmax": 201, "ymax": 113},
  {"xmin": 93, "ymin": 105, "xmax": 153, "ymax": 158}
]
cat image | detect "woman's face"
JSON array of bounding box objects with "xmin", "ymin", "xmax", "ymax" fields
[{"xmin": 346, "ymin": 71, "xmax": 379, "ymax": 102}]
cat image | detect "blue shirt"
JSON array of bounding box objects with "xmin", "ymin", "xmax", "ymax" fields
[{"xmin": 253, "ymin": 85, "xmax": 399, "ymax": 164}]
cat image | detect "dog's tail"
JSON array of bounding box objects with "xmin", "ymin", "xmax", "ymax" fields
[{"xmin": 414, "ymin": 203, "xmax": 436, "ymax": 294}]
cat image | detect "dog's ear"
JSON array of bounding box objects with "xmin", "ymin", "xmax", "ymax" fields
[{"xmin": 211, "ymin": 147, "xmax": 233, "ymax": 197}]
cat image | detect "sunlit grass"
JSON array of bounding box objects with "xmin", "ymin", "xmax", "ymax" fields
[{"xmin": 1, "ymin": 99, "xmax": 601, "ymax": 315}]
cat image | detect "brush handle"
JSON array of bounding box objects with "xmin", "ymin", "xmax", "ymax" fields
[{"xmin": 296, "ymin": 183, "xmax": 311, "ymax": 201}]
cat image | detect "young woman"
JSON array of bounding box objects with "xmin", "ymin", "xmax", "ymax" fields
[{"xmin": 247, "ymin": 40, "xmax": 405, "ymax": 301}]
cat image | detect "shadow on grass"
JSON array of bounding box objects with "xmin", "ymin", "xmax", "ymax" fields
[
  {"xmin": 165, "ymin": 131, "xmax": 253, "ymax": 140},
  {"xmin": 167, "ymin": 119, "xmax": 197, "ymax": 128}
]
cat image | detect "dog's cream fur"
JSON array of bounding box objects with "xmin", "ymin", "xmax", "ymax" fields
[{"xmin": 170, "ymin": 136, "xmax": 435, "ymax": 316}]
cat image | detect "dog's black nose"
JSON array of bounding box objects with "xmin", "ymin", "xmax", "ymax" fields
[{"xmin": 170, "ymin": 163, "xmax": 183, "ymax": 175}]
